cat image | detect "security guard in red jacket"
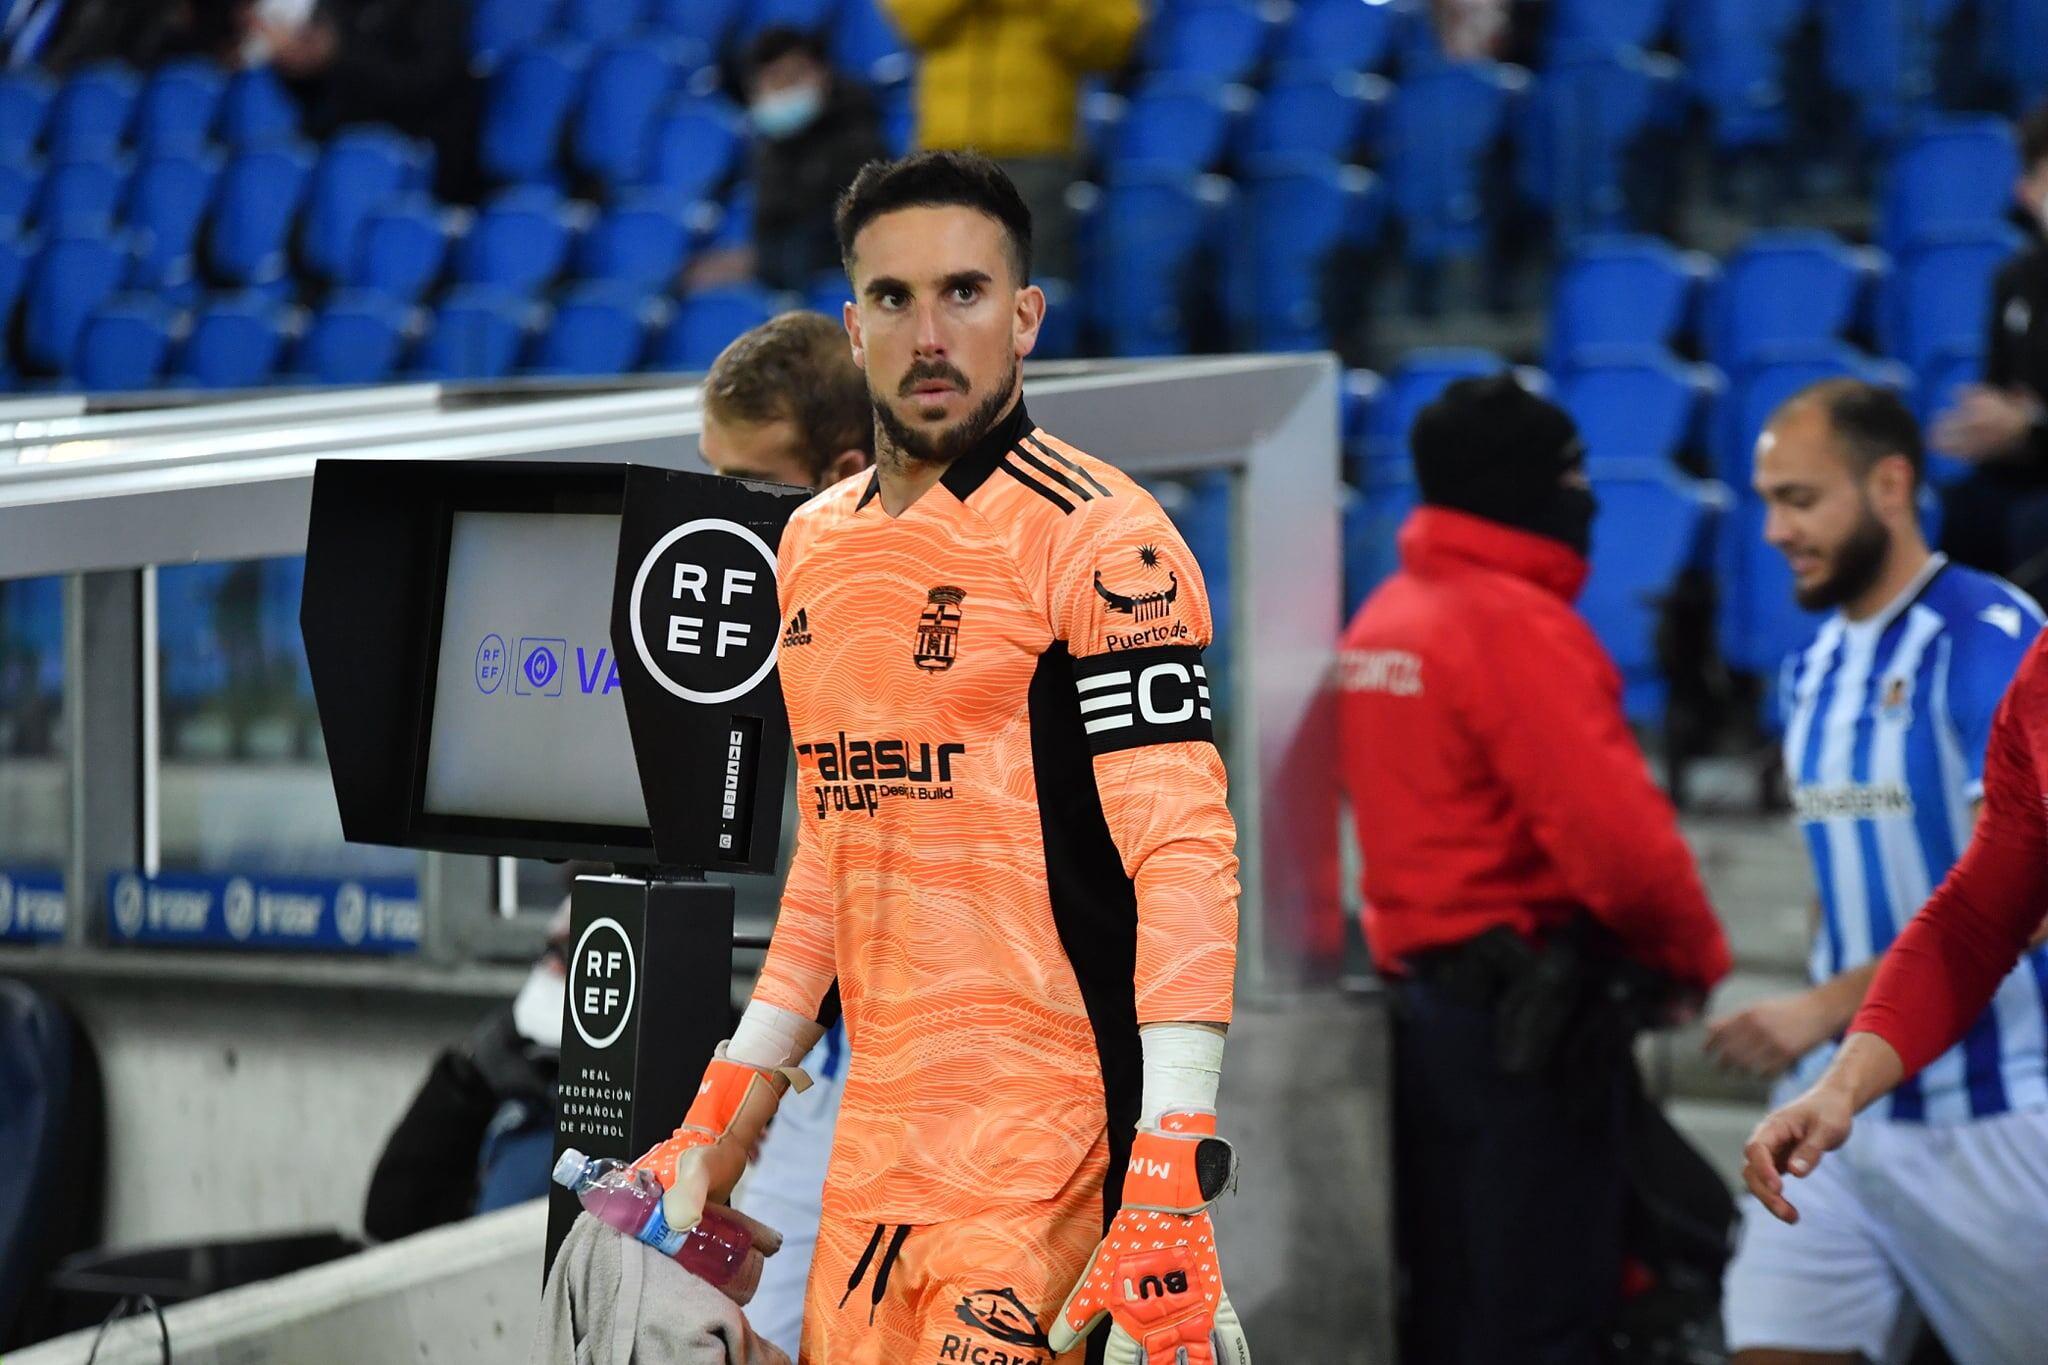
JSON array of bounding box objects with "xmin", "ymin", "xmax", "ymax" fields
[{"xmin": 1339, "ymin": 374, "xmax": 1732, "ymax": 1365}]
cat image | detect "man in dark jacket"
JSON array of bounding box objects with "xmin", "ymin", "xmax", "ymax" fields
[
  {"xmin": 249, "ymin": 0, "xmax": 481, "ymax": 203},
  {"xmin": 1338, "ymin": 374, "xmax": 1732, "ymax": 1365},
  {"xmin": 744, "ymin": 27, "xmax": 887, "ymax": 294},
  {"xmin": 1932, "ymin": 101, "xmax": 2048, "ymax": 594}
]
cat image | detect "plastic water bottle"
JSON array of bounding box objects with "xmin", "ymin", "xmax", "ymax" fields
[{"xmin": 552, "ymin": 1148, "xmax": 756, "ymax": 1293}]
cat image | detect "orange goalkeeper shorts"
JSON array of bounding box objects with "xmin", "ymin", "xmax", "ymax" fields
[{"xmin": 798, "ymin": 1133, "xmax": 1110, "ymax": 1365}]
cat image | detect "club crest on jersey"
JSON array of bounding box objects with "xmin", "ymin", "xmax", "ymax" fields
[
  {"xmin": 1880, "ymin": 673, "xmax": 1913, "ymax": 721},
  {"xmin": 1095, "ymin": 545, "xmax": 1179, "ymax": 623},
  {"xmin": 915, "ymin": 586, "xmax": 966, "ymax": 672}
]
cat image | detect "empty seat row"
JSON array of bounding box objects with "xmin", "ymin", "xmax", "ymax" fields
[
  {"xmin": 0, "ymin": 62, "xmax": 300, "ymax": 162},
  {"xmin": 59, "ymin": 282, "xmax": 788, "ymax": 393}
]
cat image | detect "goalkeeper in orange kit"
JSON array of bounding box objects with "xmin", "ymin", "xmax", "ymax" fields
[{"xmin": 633, "ymin": 151, "xmax": 1250, "ymax": 1365}]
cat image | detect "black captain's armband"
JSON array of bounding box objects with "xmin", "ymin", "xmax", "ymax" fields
[{"xmin": 1069, "ymin": 645, "xmax": 1216, "ymax": 755}]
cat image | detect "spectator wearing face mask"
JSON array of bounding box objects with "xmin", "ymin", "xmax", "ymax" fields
[
  {"xmin": 361, "ymin": 903, "xmax": 570, "ymax": 1241},
  {"xmin": 732, "ymin": 26, "xmax": 889, "ymax": 294}
]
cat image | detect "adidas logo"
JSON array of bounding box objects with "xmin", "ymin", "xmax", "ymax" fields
[{"xmin": 783, "ymin": 608, "xmax": 813, "ymax": 648}]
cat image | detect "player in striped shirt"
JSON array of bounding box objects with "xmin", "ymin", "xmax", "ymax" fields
[{"xmin": 1711, "ymin": 379, "xmax": 2048, "ymax": 1365}]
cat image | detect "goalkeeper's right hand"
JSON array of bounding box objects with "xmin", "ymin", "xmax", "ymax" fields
[{"xmin": 634, "ymin": 1045, "xmax": 809, "ymax": 1236}]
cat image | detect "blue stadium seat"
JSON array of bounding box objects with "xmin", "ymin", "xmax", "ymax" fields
[
  {"xmin": 647, "ymin": 98, "xmax": 746, "ymax": 203},
  {"xmin": 1276, "ymin": 0, "xmax": 1403, "ymax": 76},
  {"xmin": 471, "ymin": 0, "xmax": 560, "ymax": 61},
  {"xmin": 1090, "ymin": 168, "xmax": 1229, "ymax": 356},
  {"xmin": 571, "ymin": 40, "xmax": 692, "ymax": 190},
  {"xmin": 1547, "ymin": 235, "xmax": 1705, "ymax": 374},
  {"xmin": 416, "ymin": 287, "xmax": 533, "ymax": 379},
  {"xmin": 348, "ymin": 198, "xmax": 451, "ymax": 304},
  {"xmin": 300, "ymin": 127, "xmax": 429, "ymax": 282},
  {"xmin": 1980, "ymin": 0, "xmax": 2048, "ymax": 108},
  {"xmin": 707, "ymin": 183, "xmax": 754, "ymax": 251},
  {"xmin": 651, "ymin": 0, "xmax": 744, "ymax": 52},
  {"xmin": 1548, "ymin": 0, "xmax": 1675, "ymax": 58},
  {"xmin": 1386, "ymin": 60, "xmax": 1524, "ymax": 264},
  {"xmin": 207, "ymin": 144, "xmax": 315, "ymax": 291},
  {"xmin": 533, "ymin": 282, "xmax": 652, "ymax": 375},
  {"xmin": 560, "ymin": 0, "xmax": 648, "ymax": 44},
  {"xmin": 126, "ymin": 150, "xmax": 219, "ymax": 302},
  {"xmin": 576, "ymin": 193, "xmax": 692, "ymax": 288},
  {"xmin": 480, "ymin": 43, "xmax": 587, "ymax": 187},
  {"xmin": 1820, "ymin": 0, "xmax": 1947, "ymax": 144},
  {"xmin": 1581, "ymin": 460, "xmax": 1719, "ymax": 721},
  {"xmin": 217, "ymin": 66, "xmax": 300, "ymax": 150},
  {"xmin": 21, "ymin": 233, "xmax": 127, "ymax": 375},
  {"xmin": 1881, "ymin": 119, "xmax": 2020, "ymax": 258},
  {"xmin": 1558, "ymin": 353, "xmax": 1708, "ymax": 470},
  {"xmin": 1676, "ymin": 0, "xmax": 1804, "ymax": 149},
  {"xmin": 0, "ymin": 161, "xmax": 37, "ymax": 230},
  {"xmin": 1344, "ymin": 470, "xmax": 1419, "ymax": 614},
  {"xmin": 880, "ymin": 83, "xmax": 913, "ymax": 156},
  {"xmin": 292, "ymin": 293, "xmax": 412, "ymax": 385},
  {"xmin": 1515, "ymin": 48, "xmax": 1683, "ymax": 245},
  {"xmin": 1145, "ymin": 1, "xmax": 1273, "ymax": 84},
  {"xmin": 456, "ymin": 186, "xmax": 581, "ymax": 294},
  {"xmin": 45, "ymin": 62, "xmax": 138, "ymax": 159},
  {"xmin": 1113, "ymin": 76, "xmax": 1245, "ymax": 174},
  {"xmin": 0, "ymin": 235, "xmax": 28, "ymax": 335},
  {"xmin": 31, "ymin": 157, "xmax": 125, "ymax": 233},
  {"xmin": 833, "ymin": 0, "xmax": 908, "ymax": 83},
  {"xmin": 1237, "ymin": 70, "xmax": 1383, "ymax": 165},
  {"xmin": 1881, "ymin": 228, "xmax": 2019, "ymax": 378},
  {"xmin": 1227, "ymin": 156, "xmax": 1383, "ymax": 351},
  {"xmin": 176, "ymin": 295, "xmax": 288, "ymax": 388},
  {"xmin": 1341, "ymin": 367, "xmax": 1384, "ymax": 478},
  {"xmin": 75, "ymin": 297, "xmax": 176, "ymax": 392},
  {"xmin": 1364, "ymin": 349, "xmax": 1507, "ymax": 469},
  {"xmin": 1706, "ymin": 230, "xmax": 1873, "ymax": 372},
  {"xmin": 0, "ymin": 70, "xmax": 54, "ymax": 162},
  {"xmin": 134, "ymin": 60, "xmax": 224, "ymax": 155},
  {"xmin": 655, "ymin": 284, "xmax": 779, "ymax": 371},
  {"xmin": 155, "ymin": 562, "xmax": 234, "ymax": 702},
  {"xmin": 740, "ymin": 0, "xmax": 841, "ymax": 40},
  {"xmin": 1032, "ymin": 278, "xmax": 1080, "ymax": 360}
]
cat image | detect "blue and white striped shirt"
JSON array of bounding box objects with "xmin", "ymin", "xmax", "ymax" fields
[{"xmin": 1781, "ymin": 555, "xmax": 2048, "ymax": 1122}]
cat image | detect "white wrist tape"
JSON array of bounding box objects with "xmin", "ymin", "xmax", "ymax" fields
[
  {"xmin": 729, "ymin": 1000, "xmax": 824, "ymax": 1069},
  {"xmin": 1139, "ymin": 1024, "xmax": 1226, "ymax": 1129}
]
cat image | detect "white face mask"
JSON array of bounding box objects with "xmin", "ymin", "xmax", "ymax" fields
[{"xmin": 512, "ymin": 965, "xmax": 565, "ymax": 1050}]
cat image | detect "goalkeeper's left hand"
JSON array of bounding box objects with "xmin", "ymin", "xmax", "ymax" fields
[{"xmin": 1049, "ymin": 1110, "xmax": 1250, "ymax": 1365}]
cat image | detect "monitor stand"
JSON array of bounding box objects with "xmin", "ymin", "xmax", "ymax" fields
[{"xmin": 545, "ymin": 868, "xmax": 734, "ymax": 1277}]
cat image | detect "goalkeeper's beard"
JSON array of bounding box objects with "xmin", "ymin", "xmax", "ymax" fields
[{"xmin": 873, "ymin": 356, "xmax": 1019, "ymax": 468}]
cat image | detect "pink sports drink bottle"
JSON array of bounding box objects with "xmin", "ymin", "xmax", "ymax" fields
[{"xmin": 552, "ymin": 1148, "xmax": 755, "ymax": 1292}]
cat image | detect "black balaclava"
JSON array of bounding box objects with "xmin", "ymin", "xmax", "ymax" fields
[{"xmin": 1410, "ymin": 373, "xmax": 1597, "ymax": 558}]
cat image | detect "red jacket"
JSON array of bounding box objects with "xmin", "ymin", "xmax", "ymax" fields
[{"xmin": 1337, "ymin": 508, "xmax": 1731, "ymax": 991}]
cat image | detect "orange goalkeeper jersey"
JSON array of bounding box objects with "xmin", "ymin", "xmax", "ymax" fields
[{"xmin": 752, "ymin": 399, "xmax": 1240, "ymax": 1227}]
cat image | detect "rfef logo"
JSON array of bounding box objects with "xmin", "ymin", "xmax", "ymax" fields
[
  {"xmin": 628, "ymin": 519, "xmax": 781, "ymax": 704},
  {"xmin": 569, "ymin": 916, "xmax": 637, "ymax": 1050},
  {"xmin": 475, "ymin": 634, "xmax": 506, "ymax": 694}
]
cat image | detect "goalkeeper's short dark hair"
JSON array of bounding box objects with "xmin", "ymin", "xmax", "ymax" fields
[{"xmin": 835, "ymin": 150, "xmax": 1034, "ymax": 284}]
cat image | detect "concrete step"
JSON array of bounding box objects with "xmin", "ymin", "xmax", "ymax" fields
[
  {"xmin": 1683, "ymin": 813, "xmax": 1814, "ymax": 974},
  {"xmin": 1665, "ymin": 1096, "xmax": 1767, "ymax": 1193}
]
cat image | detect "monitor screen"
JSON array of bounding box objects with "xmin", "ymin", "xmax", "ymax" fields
[{"xmin": 421, "ymin": 510, "xmax": 651, "ymax": 830}]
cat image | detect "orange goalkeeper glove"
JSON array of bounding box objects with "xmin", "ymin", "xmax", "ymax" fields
[
  {"xmin": 633, "ymin": 1046, "xmax": 808, "ymax": 1236},
  {"xmin": 1050, "ymin": 1110, "xmax": 1250, "ymax": 1365}
]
